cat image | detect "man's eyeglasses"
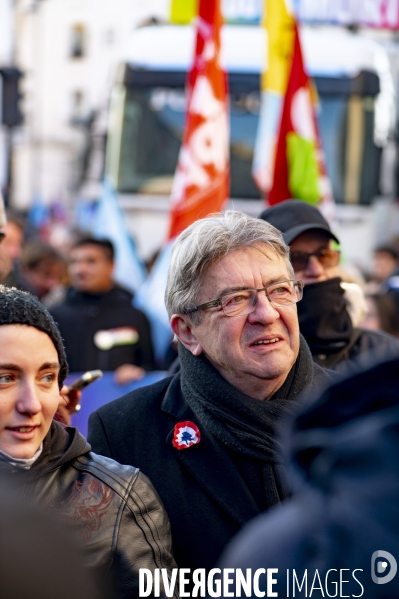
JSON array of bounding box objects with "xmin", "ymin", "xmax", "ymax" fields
[
  {"xmin": 290, "ymin": 248, "xmax": 340, "ymax": 272},
  {"xmin": 185, "ymin": 280, "xmax": 304, "ymax": 318}
]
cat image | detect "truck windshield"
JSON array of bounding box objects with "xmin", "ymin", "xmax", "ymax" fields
[
  {"xmin": 114, "ymin": 85, "xmax": 379, "ymax": 204},
  {"xmin": 116, "ymin": 87, "xmax": 260, "ymax": 198}
]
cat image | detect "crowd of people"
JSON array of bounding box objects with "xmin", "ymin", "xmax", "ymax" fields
[
  {"xmin": 0, "ymin": 209, "xmax": 156, "ymax": 385},
  {"xmin": 0, "ymin": 201, "xmax": 399, "ymax": 597}
]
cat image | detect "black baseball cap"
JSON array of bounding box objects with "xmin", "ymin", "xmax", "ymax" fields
[{"xmin": 259, "ymin": 200, "xmax": 339, "ymax": 245}]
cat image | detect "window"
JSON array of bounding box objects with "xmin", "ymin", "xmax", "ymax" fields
[{"xmin": 69, "ymin": 24, "xmax": 86, "ymax": 59}]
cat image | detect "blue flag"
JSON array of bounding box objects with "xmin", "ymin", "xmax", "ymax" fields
[
  {"xmin": 92, "ymin": 181, "xmax": 146, "ymax": 294},
  {"xmin": 28, "ymin": 192, "xmax": 50, "ymax": 231},
  {"xmin": 134, "ymin": 241, "xmax": 174, "ymax": 365},
  {"xmin": 73, "ymin": 200, "xmax": 96, "ymax": 233}
]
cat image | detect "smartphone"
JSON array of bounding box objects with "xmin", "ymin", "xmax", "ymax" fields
[{"xmin": 69, "ymin": 370, "xmax": 103, "ymax": 391}]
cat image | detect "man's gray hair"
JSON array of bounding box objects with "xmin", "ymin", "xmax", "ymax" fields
[{"xmin": 165, "ymin": 210, "xmax": 293, "ymax": 323}]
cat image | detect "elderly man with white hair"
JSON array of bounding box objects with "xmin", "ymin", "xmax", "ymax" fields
[{"xmin": 88, "ymin": 210, "xmax": 338, "ymax": 573}]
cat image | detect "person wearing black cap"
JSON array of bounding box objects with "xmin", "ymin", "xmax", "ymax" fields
[
  {"xmin": 0, "ymin": 285, "xmax": 177, "ymax": 599},
  {"xmin": 259, "ymin": 200, "xmax": 399, "ymax": 373}
]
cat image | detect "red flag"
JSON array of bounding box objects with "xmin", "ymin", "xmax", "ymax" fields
[
  {"xmin": 166, "ymin": 0, "xmax": 229, "ymax": 240},
  {"xmin": 268, "ymin": 23, "xmax": 332, "ymax": 208}
]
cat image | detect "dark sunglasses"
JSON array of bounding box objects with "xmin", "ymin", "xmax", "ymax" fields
[{"xmin": 290, "ymin": 247, "xmax": 340, "ymax": 272}]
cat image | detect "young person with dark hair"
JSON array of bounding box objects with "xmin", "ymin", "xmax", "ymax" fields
[{"xmin": 0, "ymin": 285, "xmax": 176, "ymax": 599}]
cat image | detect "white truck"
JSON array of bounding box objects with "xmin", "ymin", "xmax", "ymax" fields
[{"xmin": 94, "ymin": 23, "xmax": 398, "ymax": 268}]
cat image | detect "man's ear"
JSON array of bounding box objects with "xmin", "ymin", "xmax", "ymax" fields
[{"xmin": 170, "ymin": 314, "xmax": 203, "ymax": 356}]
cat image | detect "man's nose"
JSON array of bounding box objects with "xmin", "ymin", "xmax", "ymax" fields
[
  {"xmin": 247, "ymin": 290, "xmax": 280, "ymax": 324},
  {"xmin": 69, "ymin": 265, "xmax": 85, "ymax": 280},
  {"xmin": 16, "ymin": 381, "xmax": 41, "ymax": 415},
  {"xmin": 304, "ymin": 255, "xmax": 325, "ymax": 279}
]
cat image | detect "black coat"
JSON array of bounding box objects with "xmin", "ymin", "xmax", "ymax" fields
[
  {"xmin": 297, "ymin": 278, "xmax": 399, "ymax": 373},
  {"xmin": 50, "ymin": 286, "xmax": 155, "ymax": 372},
  {"xmin": 88, "ymin": 362, "xmax": 337, "ymax": 571},
  {"xmin": 329, "ymin": 327, "xmax": 399, "ymax": 375}
]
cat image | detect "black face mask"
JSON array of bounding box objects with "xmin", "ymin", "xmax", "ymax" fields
[{"xmin": 297, "ymin": 277, "xmax": 353, "ymax": 355}]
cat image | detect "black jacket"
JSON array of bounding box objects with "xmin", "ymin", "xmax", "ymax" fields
[
  {"xmin": 50, "ymin": 286, "xmax": 155, "ymax": 372},
  {"xmin": 88, "ymin": 356, "xmax": 337, "ymax": 572},
  {"xmin": 220, "ymin": 356, "xmax": 399, "ymax": 598},
  {"xmin": 329, "ymin": 326, "xmax": 399, "ymax": 375},
  {"xmin": 4, "ymin": 421, "xmax": 177, "ymax": 599},
  {"xmin": 297, "ymin": 278, "xmax": 399, "ymax": 373}
]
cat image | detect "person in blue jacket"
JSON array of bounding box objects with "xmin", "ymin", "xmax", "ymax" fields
[{"xmin": 220, "ymin": 354, "xmax": 399, "ymax": 598}]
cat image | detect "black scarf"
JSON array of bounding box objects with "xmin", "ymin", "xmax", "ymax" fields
[
  {"xmin": 179, "ymin": 335, "xmax": 314, "ymax": 507},
  {"xmin": 297, "ymin": 277, "xmax": 353, "ymax": 355}
]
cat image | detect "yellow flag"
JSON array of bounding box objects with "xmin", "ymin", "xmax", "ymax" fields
[
  {"xmin": 170, "ymin": 0, "xmax": 198, "ymax": 24},
  {"xmin": 263, "ymin": 0, "xmax": 296, "ymax": 93}
]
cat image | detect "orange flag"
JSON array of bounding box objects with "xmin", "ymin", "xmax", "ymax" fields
[
  {"xmin": 268, "ymin": 23, "xmax": 333, "ymax": 209},
  {"xmin": 166, "ymin": 0, "xmax": 229, "ymax": 240}
]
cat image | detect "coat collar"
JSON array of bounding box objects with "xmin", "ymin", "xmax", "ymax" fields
[{"xmin": 162, "ymin": 374, "xmax": 260, "ymax": 526}]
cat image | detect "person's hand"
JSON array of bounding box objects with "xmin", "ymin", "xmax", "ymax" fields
[
  {"xmin": 113, "ymin": 364, "xmax": 145, "ymax": 385},
  {"xmin": 55, "ymin": 386, "xmax": 82, "ymax": 426}
]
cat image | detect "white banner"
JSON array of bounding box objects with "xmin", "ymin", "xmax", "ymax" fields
[
  {"xmin": 203, "ymin": 0, "xmax": 399, "ymax": 27},
  {"xmin": 295, "ymin": 0, "xmax": 399, "ymax": 28}
]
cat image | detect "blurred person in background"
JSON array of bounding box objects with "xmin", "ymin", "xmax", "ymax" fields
[
  {"xmin": 362, "ymin": 291, "xmax": 399, "ymax": 339},
  {"xmin": 368, "ymin": 244, "xmax": 399, "ymax": 292},
  {"xmin": 51, "ymin": 237, "xmax": 155, "ymax": 382},
  {"xmin": 365, "ymin": 246, "xmax": 399, "ymax": 338},
  {"xmin": 260, "ymin": 201, "xmax": 399, "ymax": 374},
  {"xmin": 0, "ymin": 195, "xmax": 11, "ymax": 283},
  {"xmin": 0, "ymin": 285, "xmax": 177, "ymax": 599},
  {"xmin": 1, "ymin": 209, "xmax": 25, "ymax": 287},
  {"xmin": 0, "ymin": 253, "xmax": 11, "ymax": 284},
  {"xmin": 17, "ymin": 240, "xmax": 68, "ymax": 308},
  {"xmin": 220, "ymin": 355, "xmax": 399, "ymax": 597},
  {"xmin": 375, "ymin": 292, "xmax": 399, "ymax": 337}
]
